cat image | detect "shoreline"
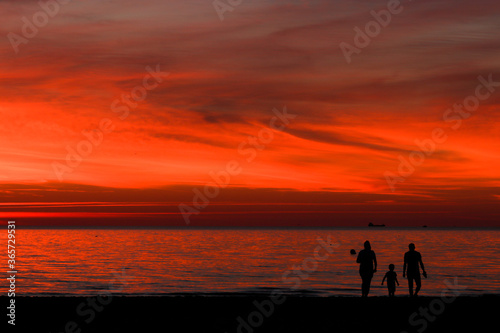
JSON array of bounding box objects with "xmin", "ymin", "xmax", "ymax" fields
[{"xmin": 11, "ymin": 292, "xmax": 500, "ymax": 297}]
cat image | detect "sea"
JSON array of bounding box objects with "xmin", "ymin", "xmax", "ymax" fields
[{"xmin": 4, "ymin": 228, "xmax": 500, "ymax": 297}]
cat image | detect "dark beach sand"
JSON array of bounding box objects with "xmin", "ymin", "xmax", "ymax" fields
[{"xmin": 5, "ymin": 295, "xmax": 498, "ymax": 333}]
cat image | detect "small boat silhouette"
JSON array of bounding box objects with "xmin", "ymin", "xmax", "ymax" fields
[{"xmin": 368, "ymin": 222, "xmax": 385, "ymax": 227}]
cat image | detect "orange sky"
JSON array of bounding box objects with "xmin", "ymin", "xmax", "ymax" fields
[{"xmin": 1, "ymin": 0, "xmax": 499, "ymax": 226}]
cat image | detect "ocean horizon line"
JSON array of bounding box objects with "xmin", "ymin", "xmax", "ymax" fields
[{"xmin": 11, "ymin": 225, "xmax": 500, "ymax": 230}]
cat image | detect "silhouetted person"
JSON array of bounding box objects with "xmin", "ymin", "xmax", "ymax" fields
[
  {"xmin": 356, "ymin": 240, "xmax": 377, "ymax": 297},
  {"xmin": 381, "ymin": 264, "xmax": 399, "ymax": 297},
  {"xmin": 403, "ymin": 243, "xmax": 427, "ymax": 296}
]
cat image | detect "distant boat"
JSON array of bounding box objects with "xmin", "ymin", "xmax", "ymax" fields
[
  {"xmin": 423, "ymin": 225, "xmax": 428, "ymax": 228},
  {"xmin": 368, "ymin": 222, "xmax": 385, "ymax": 227}
]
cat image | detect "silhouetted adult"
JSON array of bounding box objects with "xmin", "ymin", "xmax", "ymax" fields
[
  {"xmin": 403, "ymin": 243, "xmax": 427, "ymax": 296},
  {"xmin": 356, "ymin": 240, "xmax": 377, "ymax": 297}
]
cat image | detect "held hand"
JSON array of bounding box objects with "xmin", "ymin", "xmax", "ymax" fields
[
  {"xmin": 381, "ymin": 282, "xmax": 384, "ymax": 285},
  {"xmin": 373, "ymin": 269, "xmax": 377, "ymax": 273}
]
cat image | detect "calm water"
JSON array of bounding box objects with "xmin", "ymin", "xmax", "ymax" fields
[{"xmin": 3, "ymin": 228, "xmax": 500, "ymax": 297}]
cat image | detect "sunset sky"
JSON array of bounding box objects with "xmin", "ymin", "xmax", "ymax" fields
[{"xmin": 1, "ymin": 0, "xmax": 499, "ymax": 227}]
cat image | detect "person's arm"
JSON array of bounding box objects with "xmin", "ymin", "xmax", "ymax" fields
[
  {"xmin": 419, "ymin": 254, "xmax": 426, "ymax": 272},
  {"xmin": 419, "ymin": 254, "xmax": 426, "ymax": 277},
  {"xmin": 381, "ymin": 273, "xmax": 386, "ymax": 285},
  {"xmin": 356, "ymin": 251, "xmax": 362, "ymax": 263},
  {"xmin": 373, "ymin": 252, "xmax": 377, "ymax": 273},
  {"xmin": 395, "ymin": 275, "xmax": 399, "ymax": 286}
]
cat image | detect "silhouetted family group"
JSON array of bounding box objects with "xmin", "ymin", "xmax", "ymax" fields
[{"xmin": 356, "ymin": 241, "xmax": 427, "ymax": 297}]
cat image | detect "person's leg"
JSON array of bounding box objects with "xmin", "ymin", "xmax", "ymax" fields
[
  {"xmin": 360, "ymin": 273, "xmax": 372, "ymax": 297},
  {"xmin": 408, "ymin": 275, "xmax": 414, "ymax": 296},
  {"xmin": 414, "ymin": 274, "xmax": 421, "ymax": 296},
  {"xmin": 365, "ymin": 274, "xmax": 372, "ymax": 296},
  {"xmin": 361, "ymin": 273, "xmax": 367, "ymax": 297}
]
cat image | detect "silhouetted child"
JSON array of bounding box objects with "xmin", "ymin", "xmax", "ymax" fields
[{"xmin": 381, "ymin": 264, "xmax": 399, "ymax": 297}]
